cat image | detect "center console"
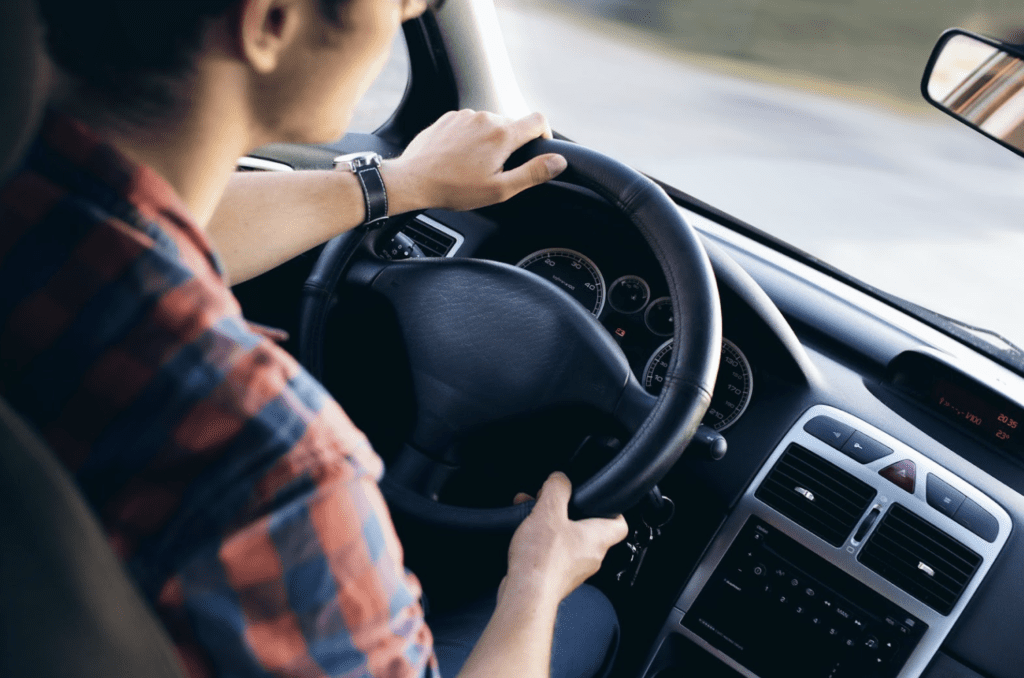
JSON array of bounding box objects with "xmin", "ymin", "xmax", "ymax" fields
[{"xmin": 641, "ymin": 405, "xmax": 1011, "ymax": 678}]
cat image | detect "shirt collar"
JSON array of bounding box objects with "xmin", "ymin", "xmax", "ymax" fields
[{"xmin": 37, "ymin": 110, "xmax": 227, "ymax": 280}]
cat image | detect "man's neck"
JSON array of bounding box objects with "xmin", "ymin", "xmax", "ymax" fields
[{"xmin": 51, "ymin": 66, "xmax": 254, "ymax": 230}]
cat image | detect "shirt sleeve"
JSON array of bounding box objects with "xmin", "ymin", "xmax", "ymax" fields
[
  {"xmin": 134, "ymin": 310, "xmax": 440, "ymax": 677},
  {"xmin": 154, "ymin": 366, "xmax": 440, "ymax": 678}
]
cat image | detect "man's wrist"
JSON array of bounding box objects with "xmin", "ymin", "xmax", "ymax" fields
[
  {"xmin": 499, "ymin": 571, "xmax": 562, "ymax": 609},
  {"xmin": 379, "ymin": 158, "xmax": 430, "ymax": 216}
]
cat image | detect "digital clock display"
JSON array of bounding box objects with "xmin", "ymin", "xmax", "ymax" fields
[
  {"xmin": 931, "ymin": 378, "xmax": 1022, "ymax": 449},
  {"xmin": 889, "ymin": 352, "xmax": 1024, "ymax": 458}
]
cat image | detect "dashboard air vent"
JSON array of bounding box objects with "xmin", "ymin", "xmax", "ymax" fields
[
  {"xmin": 755, "ymin": 444, "xmax": 876, "ymax": 546},
  {"xmin": 859, "ymin": 504, "xmax": 982, "ymax": 615},
  {"xmin": 401, "ymin": 217, "xmax": 458, "ymax": 258}
]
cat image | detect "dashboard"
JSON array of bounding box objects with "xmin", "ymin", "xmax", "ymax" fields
[
  {"xmin": 234, "ymin": 151, "xmax": 1024, "ymax": 678},
  {"xmin": 361, "ymin": 181, "xmax": 1020, "ymax": 678}
]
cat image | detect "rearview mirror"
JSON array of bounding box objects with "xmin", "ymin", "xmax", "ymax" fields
[{"xmin": 923, "ymin": 29, "xmax": 1024, "ymax": 159}]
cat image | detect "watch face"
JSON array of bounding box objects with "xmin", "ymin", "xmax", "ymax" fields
[{"xmin": 334, "ymin": 152, "xmax": 382, "ymax": 171}]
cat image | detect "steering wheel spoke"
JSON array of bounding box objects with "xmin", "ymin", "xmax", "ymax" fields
[
  {"xmin": 613, "ymin": 375, "xmax": 660, "ymax": 435},
  {"xmin": 387, "ymin": 444, "xmax": 458, "ymax": 501}
]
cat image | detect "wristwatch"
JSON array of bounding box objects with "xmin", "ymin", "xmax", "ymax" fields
[{"xmin": 333, "ymin": 151, "xmax": 388, "ymax": 227}]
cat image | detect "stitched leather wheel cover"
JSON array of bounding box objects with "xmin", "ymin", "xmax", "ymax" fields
[{"xmin": 300, "ymin": 138, "xmax": 721, "ymax": 530}]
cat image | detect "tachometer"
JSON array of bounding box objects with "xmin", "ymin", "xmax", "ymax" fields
[
  {"xmin": 643, "ymin": 338, "xmax": 753, "ymax": 432},
  {"xmin": 516, "ymin": 248, "xmax": 606, "ymax": 316}
]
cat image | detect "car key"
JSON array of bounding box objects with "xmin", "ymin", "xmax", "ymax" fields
[
  {"xmin": 616, "ymin": 494, "xmax": 675, "ymax": 587},
  {"xmin": 617, "ymin": 523, "xmax": 658, "ymax": 587}
]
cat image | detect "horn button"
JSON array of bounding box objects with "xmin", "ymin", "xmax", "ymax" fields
[{"xmin": 369, "ymin": 258, "xmax": 632, "ymax": 457}]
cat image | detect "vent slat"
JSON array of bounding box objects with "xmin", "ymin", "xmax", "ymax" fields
[
  {"xmin": 755, "ymin": 444, "xmax": 876, "ymax": 547},
  {"xmin": 872, "ymin": 528, "xmax": 976, "ymax": 578},
  {"xmin": 867, "ymin": 534, "xmax": 964, "ymax": 596},
  {"xmin": 759, "ymin": 480, "xmax": 862, "ymax": 527},
  {"xmin": 403, "ymin": 221, "xmax": 456, "ymax": 257},
  {"xmin": 770, "ymin": 467, "xmax": 865, "ymax": 519},
  {"xmin": 756, "ymin": 487, "xmax": 849, "ymax": 544},
  {"xmin": 859, "ymin": 504, "xmax": 982, "ymax": 616},
  {"xmin": 887, "ymin": 512, "xmax": 979, "ymax": 570},
  {"xmin": 783, "ymin": 452, "xmax": 874, "ymax": 504}
]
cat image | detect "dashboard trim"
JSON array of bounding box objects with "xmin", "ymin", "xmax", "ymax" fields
[{"xmin": 236, "ymin": 156, "xmax": 295, "ymax": 172}]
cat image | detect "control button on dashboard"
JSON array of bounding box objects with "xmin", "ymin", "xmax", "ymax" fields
[
  {"xmin": 926, "ymin": 473, "xmax": 965, "ymax": 518},
  {"xmin": 879, "ymin": 459, "xmax": 916, "ymax": 493},
  {"xmin": 953, "ymin": 497, "xmax": 999, "ymax": 543},
  {"xmin": 804, "ymin": 415, "xmax": 855, "ymax": 449},
  {"xmin": 841, "ymin": 432, "xmax": 894, "ymax": 464}
]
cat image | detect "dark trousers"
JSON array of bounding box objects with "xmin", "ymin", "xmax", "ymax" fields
[{"xmin": 428, "ymin": 584, "xmax": 620, "ymax": 678}]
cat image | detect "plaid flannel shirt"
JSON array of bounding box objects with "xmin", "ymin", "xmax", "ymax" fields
[{"xmin": 0, "ymin": 113, "xmax": 438, "ymax": 678}]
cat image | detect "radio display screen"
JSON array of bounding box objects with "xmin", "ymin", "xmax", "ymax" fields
[
  {"xmin": 889, "ymin": 351, "xmax": 1024, "ymax": 458},
  {"xmin": 930, "ymin": 377, "xmax": 1023, "ymax": 450}
]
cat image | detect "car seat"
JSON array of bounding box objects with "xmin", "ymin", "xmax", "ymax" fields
[{"xmin": 0, "ymin": 2, "xmax": 186, "ymax": 676}]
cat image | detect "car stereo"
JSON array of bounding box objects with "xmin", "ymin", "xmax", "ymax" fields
[
  {"xmin": 641, "ymin": 405, "xmax": 1011, "ymax": 678},
  {"xmin": 682, "ymin": 516, "xmax": 926, "ymax": 678}
]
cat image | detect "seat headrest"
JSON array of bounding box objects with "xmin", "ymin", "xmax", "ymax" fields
[{"xmin": 0, "ymin": 0, "xmax": 48, "ymax": 184}]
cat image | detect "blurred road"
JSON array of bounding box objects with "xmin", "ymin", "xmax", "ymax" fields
[{"xmin": 494, "ymin": 5, "xmax": 1024, "ymax": 349}]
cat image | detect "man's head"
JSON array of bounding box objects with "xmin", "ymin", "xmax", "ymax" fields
[{"xmin": 38, "ymin": 0, "xmax": 427, "ymax": 144}]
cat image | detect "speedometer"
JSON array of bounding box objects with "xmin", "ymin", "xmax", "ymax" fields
[
  {"xmin": 643, "ymin": 338, "xmax": 753, "ymax": 432},
  {"xmin": 516, "ymin": 248, "xmax": 606, "ymax": 316}
]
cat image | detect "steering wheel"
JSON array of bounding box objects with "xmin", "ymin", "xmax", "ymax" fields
[{"xmin": 299, "ymin": 139, "xmax": 721, "ymax": 531}]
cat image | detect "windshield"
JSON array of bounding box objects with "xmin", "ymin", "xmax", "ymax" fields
[{"xmin": 494, "ymin": 0, "xmax": 1024, "ymax": 350}]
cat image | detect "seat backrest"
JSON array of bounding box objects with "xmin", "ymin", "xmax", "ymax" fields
[
  {"xmin": 0, "ymin": 396, "xmax": 186, "ymax": 678},
  {"xmin": 0, "ymin": 3, "xmax": 186, "ymax": 676}
]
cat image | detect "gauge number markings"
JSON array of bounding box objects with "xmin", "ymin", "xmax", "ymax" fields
[{"xmin": 643, "ymin": 338, "xmax": 753, "ymax": 432}]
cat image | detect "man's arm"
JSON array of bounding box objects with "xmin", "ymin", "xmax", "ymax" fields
[
  {"xmin": 456, "ymin": 473, "xmax": 628, "ymax": 678},
  {"xmin": 207, "ymin": 110, "xmax": 568, "ymax": 284}
]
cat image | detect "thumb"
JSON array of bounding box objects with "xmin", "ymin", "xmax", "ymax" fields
[{"xmin": 500, "ymin": 154, "xmax": 567, "ymax": 194}]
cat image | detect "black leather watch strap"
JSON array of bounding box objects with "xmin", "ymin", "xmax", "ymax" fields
[
  {"xmin": 334, "ymin": 152, "xmax": 388, "ymax": 227},
  {"xmin": 355, "ymin": 164, "xmax": 388, "ymax": 226}
]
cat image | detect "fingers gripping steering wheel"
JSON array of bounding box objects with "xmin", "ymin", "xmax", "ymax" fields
[{"xmin": 299, "ymin": 139, "xmax": 721, "ymax": 531}]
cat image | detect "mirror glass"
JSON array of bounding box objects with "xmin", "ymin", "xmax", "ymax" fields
[{"xmin": 926, "ymin": 31, "xmax": 1024, "ymax": 155}]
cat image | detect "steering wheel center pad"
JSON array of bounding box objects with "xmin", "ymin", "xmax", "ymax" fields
[{"xmin": 349, "ymin": 257, "xmax": 638, "ymax": 454}]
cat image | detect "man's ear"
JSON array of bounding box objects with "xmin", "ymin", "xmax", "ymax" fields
[{"xmin": 238, "ymin": 0, "xmax": 303, "ymax": 74}]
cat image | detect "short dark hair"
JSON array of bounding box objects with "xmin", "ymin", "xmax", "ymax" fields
[{"xmin": 37, "ymin": 0, "xmax": 350, "ymax": 120}]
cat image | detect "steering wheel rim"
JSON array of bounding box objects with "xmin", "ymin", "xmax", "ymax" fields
[{"xmin": 300, "ymin": 138, "xmax": 721, "ymax": 531}]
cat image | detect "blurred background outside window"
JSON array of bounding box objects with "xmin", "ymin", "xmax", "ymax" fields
[
  {"xmin": 494, "ymin": 0, "xmax": 1024, "ymax": 349},
  {"xmin": 356, "ymin": 1, "xmax": 1024, "ymax": 350},
  {"xmin": 348, "ymin": 33, "xmax": 409, "ymax": 134}
]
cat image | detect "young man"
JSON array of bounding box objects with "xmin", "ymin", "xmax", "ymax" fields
[{"xmin": 0, "ymin": 0, "xmax": 627, "ymax": 677}]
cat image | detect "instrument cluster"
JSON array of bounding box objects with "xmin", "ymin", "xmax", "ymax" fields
[{"xmin": 516, "ymin": 247, "xmax": 754, "ymax": 432}]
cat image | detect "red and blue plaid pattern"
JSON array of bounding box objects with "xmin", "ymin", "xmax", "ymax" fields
[{"xmin": 0, "ymin": 113, "xmax": 438, "ymax": 678}]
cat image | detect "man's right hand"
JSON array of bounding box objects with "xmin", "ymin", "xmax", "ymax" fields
[
  {"xmin": 504, "ymin": 472, "xmax": 629, "ymax": 604},
  {"xmin": 454, "ymin": 473, "xmax": 626, "ymax": 678},
  {"xmin": 383, "ymin": 109, "xmax": 568, "ymax": 215}
]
